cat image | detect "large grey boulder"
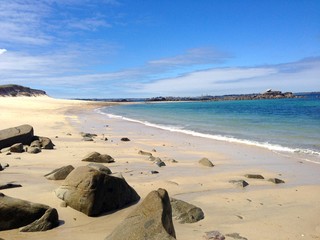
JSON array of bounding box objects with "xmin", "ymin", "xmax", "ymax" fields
[
  {"xmin": 0, "ymin": 193, "xmax": 59, "ymax": 231},
  {"xmin": 44, "ymin": 165, "xmax": 75, "ymax": 180},
  {"xmin": 105, "ymin": 188, "xmax": 176, "ymax": 240},
  {"xmin": 0, "ymin": 125, "xmax": 34, "ymax": 150},
  {"xmin": 54, "ymin": 166, "xmax": 140, "ymax": 216},
  {"xmin": 170, "ymin": 198, "xmax": 204, "ymax": 223},
  {"xmin": 82, "ymin": 152, "xmax": 114, "ymax": 163}
]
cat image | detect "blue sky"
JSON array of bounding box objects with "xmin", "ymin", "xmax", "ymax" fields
[{"xmin": 0, "ymin": 0, "xmax": 319, "ymax": 98}]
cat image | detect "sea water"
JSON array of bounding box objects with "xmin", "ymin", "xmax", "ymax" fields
[{"xmin": 97, "ymin": 94, "xmax": 320, "ymax": 163}]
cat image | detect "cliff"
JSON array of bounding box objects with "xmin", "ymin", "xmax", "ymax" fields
[{"xmin": 0, "ymin": 85, "xmax": 47, "ymax": 97}]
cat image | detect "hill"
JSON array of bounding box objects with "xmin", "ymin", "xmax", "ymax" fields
[{"xmin": 0, "ymin": 84, "xmax": 47, "ymax": 97}]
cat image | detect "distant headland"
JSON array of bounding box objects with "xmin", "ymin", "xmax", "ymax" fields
[{"xmin": 0, "ymin": 84, "xmax": 47, "ymax": 97}]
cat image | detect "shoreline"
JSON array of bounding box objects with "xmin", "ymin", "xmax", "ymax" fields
[{"xmin": 1, "ymin": 97, "xmax": 320, "ymax": 239}]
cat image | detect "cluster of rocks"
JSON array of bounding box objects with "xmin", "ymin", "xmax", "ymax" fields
[
  {"xmin": 0, "ymin": 124, "xmax": 54, "ymax": 155},
  {"xmin": 229, "ymin": 173, "xmax": 285, "ymax": 188}
]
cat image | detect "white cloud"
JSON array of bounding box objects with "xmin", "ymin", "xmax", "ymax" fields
[{"xmin": 0, "ymin": 49, "xmax": 7, "ymax": 55}]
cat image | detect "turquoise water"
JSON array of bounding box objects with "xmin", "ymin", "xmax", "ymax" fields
[{"xmin": 98, "ymin": 95, "xmax": 320, "ymax": 163}]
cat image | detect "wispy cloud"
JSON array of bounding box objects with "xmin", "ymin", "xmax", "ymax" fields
[
  {"xmin": 0, "ymin": 49, "xmax": 7, "ymax": 55},
  {"xmin": 148, "ymin": 48, "xmax": 230, "ymax": 67}
]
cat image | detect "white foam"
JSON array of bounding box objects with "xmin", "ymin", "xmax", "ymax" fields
[{"xmin": 95, "ymin": 107, "xmax": 320, "ymax": 163}]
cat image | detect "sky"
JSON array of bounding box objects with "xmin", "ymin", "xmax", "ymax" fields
[{"xmin": 0, "ymin": 0, "xmax": 319, "ymax": 98}]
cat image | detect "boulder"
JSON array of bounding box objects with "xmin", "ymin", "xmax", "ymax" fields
[
  {"xmin": 87, "ymin": 163, "xmax": 112, "ymax": 174},
  {"xmin": 9, "ymin": 143, "xmax": 24, "ymax": 153},
  {"xmin": 0, "ymin": 182, "xmax": 22, "ymax": 190},
  {"xmin": 0, "ymin": 125, "xmax": 34, "ymax": 150},
  {"xmin": 0, "ymin": 193, "xmax": 59, "ymax": 231},
  {"xmin": 81, "ymin": 132, "xmax": 97, "ymax": 138},
  {"xmin": 105, "ymin": 188, "xmax": 176, "ymax": 240},
  {"xmin": 54, "ymin": 166, "xmax": 140, "ymax": 216},
  {"xmin": 38, "ymin": 137, "xmax": 55, "ymax": 149},
  {"xmin": 245, "ymin": 174, "xmax": 264, "ymax": 179},
  {"xmin": 170, "ymin": 198, "xmax": 204, "ymax": 223},
  {"xmin": 198, "ymin": 157, "xmax": 214, "ymax": 167},
  {"xmin": 26, "ymin": 146, "xmax": 41, "ymax": 154},
  {"xmin": 20, "ymin": 208, "xmax": 59, "ymax": 232},
  {"xmin": 44, "ymin": 165, "xmax": 75, "ymax": 180},
  {"xmin": 82, "ymin": 152, "xmax": 114, "ymax": 163}
]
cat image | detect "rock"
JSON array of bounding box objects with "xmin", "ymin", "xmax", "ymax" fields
[
  {"xmin": 26, "ymin": 146, "xmax": 41, "ymax": 154},
  {"xmin": 155, "ymin": 159, "xmax": 166, "ymax": 167},
  {"xmin": 198, "ymin": 158, "xmax": 214, "ymax": 167},
  {"xmin": 170, "ymin": 159, "xmax": 178, "ymax": 163},
  {"xmin": 268, "ymin": 178, "xmax": 285, "ymax": 184},
  {"xmin": 203, "ymin": 231, "xmax": 225, "ymax": 240},
  {"xmin": 44, "ymin": 165, "xmax": 75, "ymax": 180},
  {"xmin": 38, "ymin": 137, "xmax": 55, "ymax": 149},
  {"xmin": 138, "ymin": 150, "xmax": 153, "ymax": 157},
  {"xmin": 9, "ymin": 143, "xmax": 24, "ymax": 153},
  {"xmin": 54, "ymin": 166, "xmax": 140, "ymax": 216},
  {"xmin": 30, "ymin": 140, "xmax": 41, "ymax": 148},
  {"xmin": 82, "ymin": 152, "xmax": 114, "ymax": 163},
  {"xmin": 20, "ymin": 208, "xmax": 59, "ymax": 232},
  {"xmin": 0, "ymin": 193, "xmax": 59, "ymax": 231},
  {"xmin": 81, "ymin": 133, "xmax": 97, "ymax": 138},
  {"xmin": 0, "ymin": 163, "xmax": 9, "ymax": 169},
  {"xmin": 105, "ymin": 188, "xmax": 176, "ymax": 240},
  {"xmin": 0, "ymin": 125, "xmax": 34, "ymax": 150},
  {"xmin": 121, "ymin": 137, "xmax": 130, "ymax": 142},
  {"xmin": 0, "ymin": 165, "xmax": 3, "ymax": 171},
  {"xmin": 229, "ymin": 180, "xmax": 249, "ymax": 188},
  {"xmin": 245, "ymin": 174, "xmax": 264, "ymax": 179},
  {"xmin": 151, "ymin": 170, "xmax": 159, "ymax": 174},
  {"xmin": 87, "ymin": 163, "xmax": 112, "ymax": 174},
  {"xmin": 0, "ymin": 182, "xmax": 22, "ymax": 190},
  {"xmin": 225, "ymin": 233, "xmax": 248, "ymax": 240},
  {"xmin": 170, "ymin": 198, "xmax": 204, "ymax": 223}
]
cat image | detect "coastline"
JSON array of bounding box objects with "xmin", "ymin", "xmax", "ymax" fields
[{"xmin": 0, "ymin": 97, "xmax": 320, "ymax": 239}]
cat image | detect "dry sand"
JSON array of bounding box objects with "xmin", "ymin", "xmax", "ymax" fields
[{"xmin": 0, "ymin": 96, "xmax": 320, "ymax": 240}]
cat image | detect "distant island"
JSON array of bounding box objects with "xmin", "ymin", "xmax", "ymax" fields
[
  {"xmin": 0, "ymin": 84, "xmax": 47, "ymax": 97},
  {"xmin": 146, "ymin": 89, "xmax": 296, "ymax": 102}
]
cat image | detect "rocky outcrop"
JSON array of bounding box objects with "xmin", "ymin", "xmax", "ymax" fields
[
  {"xmin": 0, "ymin": 84, "xmax": 46, "ymax": 97},
  {"xmin": 81, "ymin": 152, "xmax": 114, "ymax": 163},
  {"xmin": 54, "ymin": 166, "xmax": 140, "ymax": 216},
  {"xmin": 105, "ymin": 188, "xmax": 176, "ymax": 240},
  {"xmin": 0, "ymin": 125, "xmax": 34, "ymax": 150},
  {"xmin": 170, "ymin": 198, "xmax": 204, "ymax": 223},
  {"xmin": 0, "ymin": 193, "xmax": 59, "ymax": 231},
  {"xmin": 44, "ymin": 165, "xmax": 75, "ymax": 180}
]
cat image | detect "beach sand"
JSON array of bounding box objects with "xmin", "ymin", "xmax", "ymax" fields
[{"xmin": 0, "ymin": 96, "xmax": 320, "ymax": 240}]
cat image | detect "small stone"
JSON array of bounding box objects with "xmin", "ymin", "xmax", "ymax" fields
[
  {"xmin": 171, "ymin": 159, "xmax": 178, "ymax": 163},
  {"xmin": 104, "ymin": 138, "xmax": 108, "ymax": 141},
  {"xmin": 121, "ymin": 137, "xmax": 130, "ymax": 142},
  {"xmin": 203, "ymin": 231, "xmax": 225, "ymax": 240},
  {"xmin": 245, "ymin": 174, "xmax": 264, "ymax": 179},
  {"xmin": 156, "ymin": 160, "xmax": 166, "ymax": 167},
  {"xmin": 138, "ymin": 150, "xmax": 153, "ymax": 157},
  {"xmin": 198, "ymin": 158, "xmax": 214, "ymax": 167},
  {"xmin": 151, "ymin": 170, "xmax": 159, "ymax": 174},
  {"xmin": 268, "ymin": 178, "xmax": 285, "ymax": 184},
  {"xmin": 225, "ymin": 233, "xmax": 248, "ymax": 240},
  {"xmin": 229, "ymin": 180, "xmax": 249, "ymax": 188},
  {"xmin": 0, "ymin": 182, "xmax": 22, "ymax": 190}
]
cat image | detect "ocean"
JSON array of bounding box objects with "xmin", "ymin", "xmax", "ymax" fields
[{"xmin": 97, "ymin": 94, "xmax": 320, "ymax": 164}]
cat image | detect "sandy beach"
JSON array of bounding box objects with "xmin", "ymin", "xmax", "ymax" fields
[{"xmin": 1, "ymin": 96, "xmax": 320, "ymax": 240}]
